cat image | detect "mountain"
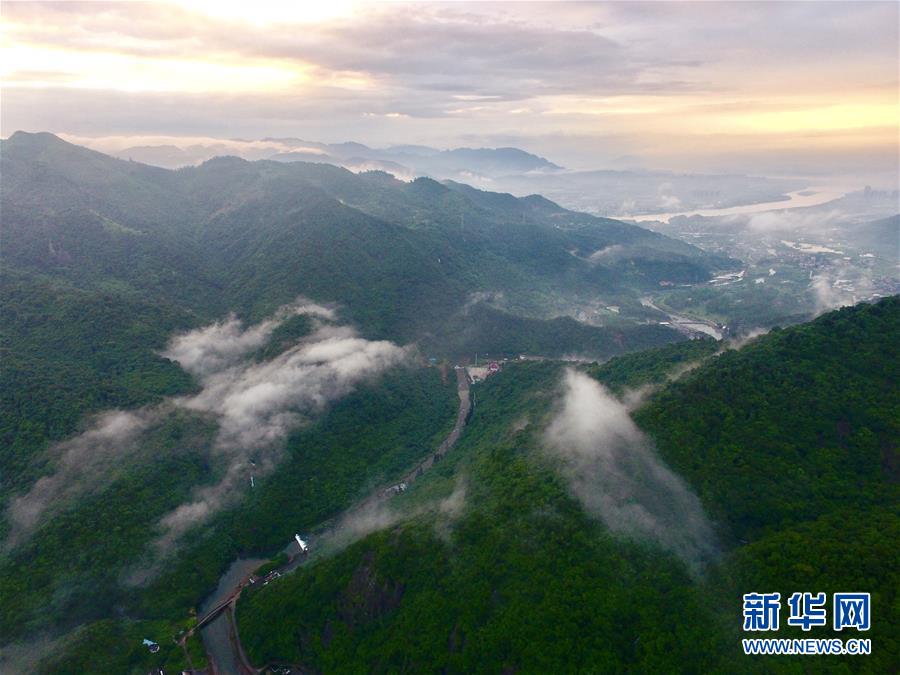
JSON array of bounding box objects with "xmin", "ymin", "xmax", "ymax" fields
[
  {"xmin": 120, "ymin": 136, "xmax": 563, "ymax": 179},
  {"xmin": 111, "ymin": 136, "xmax": 805, "ymax": 217},
  {"xmin": 2, "ymin": 363, "xmax": 461, "ymax": 674},
  {"xmin": 0, "ymin": 131, "xmax": 740, "ymax": 669},
  {"xmin": 264, "ymin": 139, "xmax": 563, "ymax": 177},
  {"xmin": 408, "ymin": 146, "xmax": 561, "ymax": 174},
  {"xmin": 234, "ymin": 297, "xmax": 899, "ymax": 674},
  {"xmin": 2, "ymin": 131, "xmax": 731, "ymax": 338},
  {"xmin": 2, "ymin": 131, "xmax": 734, "ymax": 500},
  {"xmin": 1, "ymin": 132, "xmax": 895, "ymax": 672}
]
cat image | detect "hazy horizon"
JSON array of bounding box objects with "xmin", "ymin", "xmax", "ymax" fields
[{"xmin": 2, "ymin": 1, "xmax": 898, "ymax": 184}]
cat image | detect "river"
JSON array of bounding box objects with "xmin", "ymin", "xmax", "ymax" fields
[
  {"xmin": 626, "ymin": 187, "xmax": 848, "ymax": 223},
  {"xmin": 200, "ymin": 558, "xmax": 264, "ymax": 675},
  {"xmin": 198, "ymin": 368, "xmax": 473, "ymax": 674}
]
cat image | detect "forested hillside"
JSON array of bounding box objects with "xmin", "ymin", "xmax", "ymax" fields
[
  {"xmin": 4, "ymin": 131, "xmax": 893, "ymax": 674},
  {"xmin": 2, "ymin": 132, "xmax": 731, "ymax": 338},
  {"xmin": 1, "ymin": 131, "xmax": 728, "ymax": 496},
  {"xmin": 3, "ymin": 365, "xmax": 458, "ymax": 674},
  {"xmin": 238, "ymin": 360, "xmax": 723, "ymax": 673},
  {"xmin": 237, "ymin": 298, "xmax": 899, "ymax": 674},
  {"xmin": 0, "ymin": 131, "xmax": 743, "ymax": 672}
]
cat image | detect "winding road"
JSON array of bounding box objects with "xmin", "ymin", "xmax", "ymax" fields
[{"xmin": 199, "ymin": 367, "xmax": 472, "ymax": 674}]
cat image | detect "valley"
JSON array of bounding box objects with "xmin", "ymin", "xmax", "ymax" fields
[
  {"xmin": 2, "ymin": 5, "xmax": 898, "ymax": 673},
  {"xmin": 198, "ymin": 367, "xmax": 472, "ymax": 674},
  {"xmin": 232, "ymin": 299, "xmax": 899, "ymax": 674},
  {"xmin": 0, "ymin": 133, "xmax": 896, "ymax": 674}
]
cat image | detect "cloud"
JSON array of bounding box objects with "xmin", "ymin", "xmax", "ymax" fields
[
  {"xmin": 460, "ymin": 290, "xmax": 506, "ymax": 314},
  {"xmin": 728, "ymin": 327, "xmax": 770, "ymax": 350},
  {"xmin": 656, "ymin": 182, "xmax": 682, "ymax": 209},
  {"xmin": 588, "ymin": 244, "xmax": 625, "ymax": 263},
  {"xmin": 4, "ymin": 409, "xmax": 155, "ymax": 549},
  {"xmin": 810, "ymin": 266, "xmax": 875, "ymax": 316},
  {"xmin": 437, "ymin": 477, "xmax": 467, "ymax": 520},
  {"xmin": 747, "ymin": 208, "xmax": 843, "ymax": 234},
  {"xmin": 152, "ymin": 311, "xmax": 408, "ymax": 552},
  {"xmin": 4, "ymin": 300, "xmax": 408, "ymax": 560},
  {"xmin": 810, "ymin": 274, "xmax": 844, "ymax": 315},
  {"xmin": 162, "ymin": 302, "xmax": 334, "ymax": 377},
  {"xmin": 433, "ymin": 475, "xmax": 468, "ymax": 542},
  {"xmin": 2, "ymin": 1, "xmax": 897, "ymax": 177},
  {"xmin": 543, "ymin": 369, "xmax": 718, "ymax": 574},
  {"xmin": 0, "ymin": 632, "xmax": 68, "ymax": 675},
  {"xmin": 330, "ymin": 501, "xmax": 404, "ymax": 549},
  {"xmin": 315, "ymin": 474, "xmax": 469, "ymax": 557},
  {"xmin": 0, "ymin": 3, "xmax": 665, "ymax": 104}
]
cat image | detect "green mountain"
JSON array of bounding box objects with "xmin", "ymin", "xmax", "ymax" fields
[
  {"xmin": 1, "ymin": 131, "xmax": 730, "ymax": 498},
  {"xmin": 2, "ymin": 131, "xmax": 732, "ymax": 332},
  {"xmin": 236, "ymin": 297, "xmax": 899, "ymax": 674},
  {"xmin": 10, "ymin": 131, "xmax": 893, "ymax": 674},
  {"xmin": 0, "ymin": 131, "xmax": 741, "ymax": 671},
  {"xmin": 3, "ymin": 1, "xmax": 897, "ymax": 672}
]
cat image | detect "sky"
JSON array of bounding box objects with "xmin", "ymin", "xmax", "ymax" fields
[{"xmin": 2, "ymin": 1, "xmax": 898, "ymax": 177}]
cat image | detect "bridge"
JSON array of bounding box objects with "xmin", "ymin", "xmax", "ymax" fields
[
  {"xmin": 196, "ymin": 594, "xmax": 237, "ymax": 630},
  {"xmin": 198, "ymin": 367, "xmax": 473, "ymax": 673}
]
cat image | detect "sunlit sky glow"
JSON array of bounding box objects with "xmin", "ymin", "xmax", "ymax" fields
[{"xmin": 2, "ymin": 1, "xmax": 898, "ymax": 178}]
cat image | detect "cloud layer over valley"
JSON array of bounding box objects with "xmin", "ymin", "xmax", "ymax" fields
[
  {"xmin": 5, "ymin": 301, "xmax": 408, "ymax": 560},
  {"xmin": 155, "ymin": 306, "xmax": 408, "ymax": 551}
]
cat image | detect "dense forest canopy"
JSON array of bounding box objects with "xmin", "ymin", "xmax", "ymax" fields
[
  {"xmin": 237, "ymin": 298, "xmax": 898, "ymax": 674},
  {"xmin": 1, "ymin": 131, "xmax": 896, "ymax": 674},
  {"xmin": 2, "ymin": 131, "xmax": 727, "ymax": 506}
]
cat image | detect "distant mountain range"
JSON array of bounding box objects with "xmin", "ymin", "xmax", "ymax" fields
[
  {"xmin": 2, "ymin": 131, "xmax": 734, "ymax": 347},
  {"xmin": 108, "ymin": 134, "xmax": 804, "ymax": 217},
  {"xmin": 116, "ymin": 137, "xmax": 562, "ymax": 179}
]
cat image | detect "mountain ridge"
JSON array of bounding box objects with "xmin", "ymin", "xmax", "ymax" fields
[
  {"xmin": 2, "ymin": 131, "xmax": 735, "ymax": 339},
  {"xmin": 234, "ymin": 297, "xmax": 899, "ymax": 674}
]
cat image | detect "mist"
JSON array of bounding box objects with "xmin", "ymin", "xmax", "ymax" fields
[
  {"xmin": 5, "ymin": 301, "xmax": 408, "ymax": 561},
  {"xmin": 315, "ymin": 474, "xmax": 470, "ymax": 561},
  {"xmin": 4, "ymin": 409, "xmax": 155, "ymax": 549},
  {"xmin": 153, "ymin": 306, "xmax": 409, "ymax": 556},
  {"xmin": 746, "ymin": 207, "xmax": 843, "ymax": 234},
  {"xmin": 727, "ymin": 327, "xmax": 770, "ymax": 350},
  {"xmin": 543, "ymin": 369, "xmax": 719, "ymax": 574},
  {"xmin": 810, "ymin": 266, "xmax": 876, "ymax": 315},
  {"xmin": 162, "ymin": 302, "xmax": 335, "ymax": 377}
]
